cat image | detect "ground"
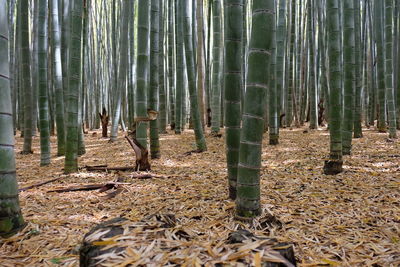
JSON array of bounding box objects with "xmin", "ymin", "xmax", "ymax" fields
[{"xmin": 0, "ymin": 126, "xmax": 399, "ymax": 266}]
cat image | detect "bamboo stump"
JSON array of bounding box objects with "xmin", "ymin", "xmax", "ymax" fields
[
  {"xmin": 125, "ymin": 136, "xmax": 151, "ymax": 171},
  {"xmin": 323, "ymin": 160, "xmax": 343, "ymax": 175},
  {"xmin": 98, "ymin": 108, "xmax": 109, "ymax": 138},
  {"xmin": 80, "ymin": 217, "xmax": 127, "ymax": 267}
]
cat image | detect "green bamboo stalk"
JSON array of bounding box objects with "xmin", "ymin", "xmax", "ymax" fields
[
  {"xmin": 269, "ymin": 0, "xmax": 279, "ymax": 144},
  {"xmin": 136, "ymin": 0, "xmax": 150, "ymax": 147},
  {"xmin": 361, "ymin": 3, "xmax": 369, "ymax": 128},
  {"xmin": 110, "ymin": 0, "xmax": 130, "ymax": 142},
  {"xmin": 20, "ymin": 0, "xmax": 33, "ymax": 154},
  {"xmin": 293, "ymin": 0, "xmax": 302, "ymax": 126},
  {"xmin": 211, "ymin": 0, "xmax": 222, "ymax": 134},
  {"xmin": 196, "ymin": 0, "xmax": 206, "ymax": 128},
  {"xmin": 192, "ymin": 0, "xmax": 197, "ymax": 65},
  {"xmin": 181, "ymin": 57, "xmax": 187, "ymax": 130},
  {"xmin": 299, "ymin": 1, "xmax": 308, "ymax": 126},
  {"xmin": 236, "ymin": 0, "xmax": 274, "ymax": 218},
  {"xmin": 38, "ymin": 0, "xmax": 51, "ymax": 165},
  {"xmin": 48, "ymin": 52, "xmax": 56, "ymax": 136},
  {"xmin": 342, "ymin": 0, "xmax": 355, "ymax": 155},
  {"xmin": 375, "ymin": 0, "xmax": 387, "ymax": 133},
  {"xmin": 367, "ymin": 0, "xmax": 376, "ymax": 127},
  {"xmin": 159, "ymin": 0, "xmax": 167, "ymax": 134},
  {"xmin": 16, "ymin": 35, "xmax": 23, "ymax": 135},
  {"xmin": 17, "ymin": 3, "xmax": 24, "ymax": 135},
  {"xmin": 111, "ymin": 0, "xmax": 118, "ymax": 119},
  {"xmin": 50, "ymin": 0, "xmax": 66, "ymax": 156},
  {"xmin": 183, "ymin": 0, "xmax": 207, "ymax": 151},
  {"xmin": 61, "ymin": 0, "xmax": 70, "ymax": 116},
  {"xmin": 128, "ymin": 0, "xmax": 136, "ymax": 130},
  {"xmin": 323, "ymin": 0, "xmax": 343, "ymax": 175},
  {"xmin": 353, "ymin": 0, "xmax": 363, "ymax": 138},
  {"xmin": 31, "ymin": 0, "xmax": 39, "ymax": 137},
  {"xmin": 309, "ymin": 0, "xmax": 318, "ymax": 129},
  {"xmin": 224, "ymin": 0, "xmax": 243, "ymax": 199},
  {"xmin": 242, "ymin": 0, "xmax": 247, "ymax": 111},
  {"xmin": 77, "ymin": 1, "xmax": 87, "ymax": 156},
  {"xmin": 384, "ymin": 0, "xmax": 397, "ymax": 138},
  {"xmin": 318, "ymin": 0, "xmax": 329, "ymax": 124},
  {"xmin": 285, "ymin": 0, "xmax": 295, "ymax": 127},
  {"xmin": 395, "ymin": 0, "xmax": 400, "ymax": 130},
  {"xmin": 0, "ymin": 0, "xmax": 25, "ymax": 237},
  {"xmin": 149, "ymin": 0, "xmax": 161, "ymax": 158},
  {"xmin": 8, "ymin": 0, "xmax": 17, "ymax": 133},
  {"xmin": 205, "ymin": 1, "xmax": 212, "ymax": 126},
  {"xmin": 276, "ymin": 0, "xmax": 285, "ymax": 127},
  {"xmin": 64, "ymin": 0, "xmax": 83, "ymax": 173},
  {"xmin": 175, "ymin": 0, "xmax": 184, "ymax": 134},
  {"xmin": 167, "ymin": 0, "xmax": 175, "ymax": 130}
]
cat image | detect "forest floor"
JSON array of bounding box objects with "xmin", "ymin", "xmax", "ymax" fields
[{"xmin": 0, "ymin": 125, "xmax": 399, "ymax": 266}]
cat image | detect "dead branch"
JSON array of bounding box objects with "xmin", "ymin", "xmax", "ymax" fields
[
  {"xmin": 47, "ymin": 182, "xmax": 130, "ymax": 193},
  {"xmin": 81, "ymin": 164, "xmax": 107, "ymax": 170},
  {"xmin": 84, "ymin": 165, "xmax": 136, "ymax": 172},
  {"xmin": 183, "ymin": 149, "xmax": 205, "ymax": 156},
  {"xmin": 129, "ymin": 173, "xmax": 167, "ymax": 179},
  {"xmin": 48, "ymin": 184, "xmax": 111, "ymax": 193},
  {"xmin": 19, "ymin": 177, "xmax": 64, "ymax": 192}
]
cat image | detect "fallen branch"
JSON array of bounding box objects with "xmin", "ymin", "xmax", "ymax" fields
[
  {"xmin": 48, "ymin": 182, "xmax": 129, "ymax": 193},
  {"xmin": 19, "ymin": 177, "xmax": 64, "ymax": 192},
  {"xmin": 82, "ymin": 164, "xmax": 108, "ymax": 169},
  {"xmin": 183, "ymin": 149, "xmax": 205, "ymax": 156},
  {"xmin": 130, "ymin": 173, "xmax": 167, "ymax": 179},
  {"xmin": 369, "ymin": 154, "xmax": 400, "ymax": 158},
  {"xmin": 48, "ymin": 184, "xmax": 108, "ymax": 193},
  {"xmin": 46, "ymin": 176, "xmax": 167, "ymax": 193},
  {"xmin": 118, "ymin": 173, "xmax": 167, "ymax": 180},
  {"xmin": 83, "ymin": 165, "xmax": 161, "ymax": 175},
  {"xmin": 84, "ymin": 165, "xmax": 136, "ymax": 172}
]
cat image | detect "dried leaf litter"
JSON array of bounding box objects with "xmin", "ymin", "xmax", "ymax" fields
[{"xmin": 0, "ymin": 127, "xmax": 399, "ymax": 266}]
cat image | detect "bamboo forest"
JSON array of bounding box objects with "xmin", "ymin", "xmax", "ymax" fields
[{"xmin": 1, "ymin": 0, "xmax": 400, "ymax": 265}]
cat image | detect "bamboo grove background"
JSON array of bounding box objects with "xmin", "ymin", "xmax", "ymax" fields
[
  {"xmin": 7, "ymin": 0, "xmax": 400, "ymax": 152},
  {"xmin": 2, "ymin": 0, "xmax": 400, "ymax": 217}
]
